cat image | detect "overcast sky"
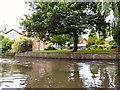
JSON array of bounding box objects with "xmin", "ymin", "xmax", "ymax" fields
[
  {"xmin": 0, "ymin": 0, "xmax": 114, "ymax": 33},
  {"xmin": 0, "ymin": 0, "xmax": 29, "ymax": 31}
]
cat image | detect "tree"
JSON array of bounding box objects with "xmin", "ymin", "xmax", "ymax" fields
[
  {"xmin": 20, "ymin": 2, "xmax": 108, "ymax": 52},
  {"xmin": 51, "ymin": 34, "xmax": 72, "ymax": 49},
  {"xmin": 97, "ymin": 1, "xmax": 120, "ymax": 49},
  {"xmin": 87, "ymin": 29, "xmax": 99, "ymax": 47},
  {"xmin": 112, "ymin": 2, "xmax": 120, "ymax": 49},
  {"xmin": 112, "ymin": 27, "xmax": 120, "ymax": 48}
]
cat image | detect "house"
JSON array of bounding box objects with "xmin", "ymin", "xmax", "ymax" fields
[
  {"xmin": 0, "ymin": 29, "xmax": 23, "ymax": 41},
  {"xmin": 81, "ymin": 38, "xmax": 88, "ymax": 45},
  {"xmin": 79, "ymin": 38, "xmax": 88, "ymax": 50},
  {"xmin": 32, "ymin": 38, "xmax": 50, "ymax": 51},
  {"xmin": 0, "ymin": 31, "xmax": 5, "ymax": 36},
  {"xmin": 32, "ymin": 31, "xmax": 51, "ymax": 51}
]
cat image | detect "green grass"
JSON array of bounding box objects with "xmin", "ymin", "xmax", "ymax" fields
[
  {"xmin": 33, "ymin": 49, "xmax": 118, "ymax": 53},
  {"xmin": 77, "ymin": 49, "xmax": 113, "ymax": 53},
  {"xmin": 33, "ymin": 49, "xmax": 72, "ymax": 53}
]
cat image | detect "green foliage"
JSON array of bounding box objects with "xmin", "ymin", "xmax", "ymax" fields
[
  {"xmin": 1, "ymin": 38, "xmax": 13, "ymax": 53},
  {"xmin": 0, "ymin": 35, "xmax": 4, "ymax": 40},
  {"xmin": 44, "ymin": 45, "xmax": 57, "ymax": 50},
  {"xmin": 112, "ymin": 27, "xmax": 120, "ymax": 47},
  {"xmin": 21, "ymin": 2, "xmax": 108, "ymax": 51},
  {"xmin": 51, "ymin": 34, "xmax": 72, "ymax": 49},
  {"xmin": 11, "ymin": 38, "xmax": 33, "ymax": 53},
  {"xmin": 87, "ymin": 29, "xmax": 99, "ymax": 47},
  {"xmin": 109, "ymin": 40, "xmax": 117, "ymax": 49},
  {"xmin": 97, "ymin": 39, "xmax": 106, "ymax": 45},
  {"xmin": 98, "ymin": 45, "xmax": 104, "ymax": 49}
]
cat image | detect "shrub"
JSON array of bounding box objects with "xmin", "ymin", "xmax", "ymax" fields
[
  {"xmin": 98, "ymin": 45, "xmax": 104, "ymax": 49},
  {"xmin": 44, "ymin": 45, "xmax": 57, "ymax": 50},
  {"xmin": 11, "ymin": 38, "xmax": 33, "ymax": 53},
  {"xmin": 109, "ymin": 40, "xmax": 117, "ymax": 48},
  {"xmin": 1, "ymin": 38, "xmax": 13, "ymax": 53},
  {"xmin": 111, "ymin": 45, "xmax": 117, "ymax": 49},
  {"xmin": 95, "ymin": 44, "xmax": 98, "ymax": 49}
]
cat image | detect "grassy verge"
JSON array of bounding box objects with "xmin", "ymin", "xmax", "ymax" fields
[
  {"xmin": 33, "ymin": 49, "xmax": 119, "ymax": 53},
  {"xmin": 33, "ymin": 49, "xmax": 72, "ymax": 53}
]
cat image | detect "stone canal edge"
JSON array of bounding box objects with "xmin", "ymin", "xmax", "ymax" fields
[{"xmin": 15, "ymin": 52, "xmax": 120, "ymax": 60}]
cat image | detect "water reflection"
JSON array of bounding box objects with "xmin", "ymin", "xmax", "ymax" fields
[
  {"xmin": 0, "ymin": 59, "xmax": 27, "ymax": 89},
  {"xmin": 0, "ymin": 57, "xmax": 120, "ymax": 89}
]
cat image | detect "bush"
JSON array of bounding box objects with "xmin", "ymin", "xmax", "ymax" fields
[
  {"xmin": 111, "ymin": 45, "xmax": 117, "ymax": 49},
  {"xmin": 44, "ymin": 45, "xmax": 57, "ymax": 50},
  {"xmin": 109, "ymin": 40, "xmax": 117, "ymax": 48},
  {"xmin": 98, "ymin": 45, "xmax": 104, "ymax": 49},
  {"xmin": 97, "ymin": 39, "xmax": 106, "ymax": 45},
  {"xmin": 11, "ymin": 38, "xmax": 33, "ymax": 53},
  {"xmin": 1, "ymin": 38, "xmax": 13, "ymax": 53}
]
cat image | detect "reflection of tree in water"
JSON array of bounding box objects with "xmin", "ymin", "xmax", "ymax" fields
[
  {"xmin": 68, "ymin": 64, "xmax": 84, "ymax": 87},
  {"xmin": 116, "ymin": 61, "xmax": 120, "ymax": 89},
  {"xmin": 99, "ymin": 63, "xmax": 109, "ymax": 88},
  {"xmin": 102, "ymin": 67, "xmax": 109, "ymax": 88},
  {"xmin": 90, "ymin": 64, "xmax": 100, "ymax": 87},
  {"xmin": 77, "ymin": 61, "xmax": 117, "ymax": 88},
  {"xmin": 98, "ymin": 62, "xmax": 117, "ymax": 88}
]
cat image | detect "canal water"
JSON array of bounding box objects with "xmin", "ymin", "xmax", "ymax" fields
[{"xmin": 0, "ymin": 57, "xmax": 120, "ymax": 89}]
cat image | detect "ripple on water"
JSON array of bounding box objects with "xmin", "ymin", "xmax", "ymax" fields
[{"xmin": 0, "ymin": 59, "xmax": 28, "ymax": 89}]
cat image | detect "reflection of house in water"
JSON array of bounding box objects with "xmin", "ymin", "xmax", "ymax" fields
[{"xmin": 32, "ymin": 61, "xmax": 52, "ymax": 77}]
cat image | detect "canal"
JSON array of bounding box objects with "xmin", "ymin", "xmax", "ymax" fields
[{"xmin": 0, "ymin": 57, "xmax": 120, "ymax": 89}]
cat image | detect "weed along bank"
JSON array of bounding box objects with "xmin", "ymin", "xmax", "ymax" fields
[{"xmin": 15, "ymin": 52, "xmax": 120, "ymax": 60}]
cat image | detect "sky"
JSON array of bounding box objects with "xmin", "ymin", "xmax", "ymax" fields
[
  {"xmin": 0, "ymin": 0, "xmax": 114, "ymax": 34},
  {"xmin": 0, "ymin": 0, "xmax": 29, "ymax": 32}
]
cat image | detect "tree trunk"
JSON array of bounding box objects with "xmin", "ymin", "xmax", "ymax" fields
[{"xmin": 72, "ymin": 32, "xmax": 78, "ymax": 52}]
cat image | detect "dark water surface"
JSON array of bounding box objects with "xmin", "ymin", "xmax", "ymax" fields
[{"xmin": 0, "ymin": 57, "xmax": 120, "ymax": 89}]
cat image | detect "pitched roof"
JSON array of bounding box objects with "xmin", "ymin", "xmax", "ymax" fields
[
  {"xmin": 0, "ymin": 30, "xmax": 5, "ymax": 33},
  {"xmin": 5, "ymin": 29, "xmax": 22, "ymax": 35}
]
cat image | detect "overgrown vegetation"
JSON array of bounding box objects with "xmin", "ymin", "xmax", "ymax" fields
[
  {"xmin": 11, "ymin": 38, "xmax": 33, "ymax": 53},
  {"xmin": 44, "ymin": 45, "xmax": 57, "ymax": 50},
  {"xmin": 0, "ymin": 35, "xmax": 13, "ymax": 53},
  {"xmin": 51, "ymin": 34, "xmax": 72, "ymax": 49}
]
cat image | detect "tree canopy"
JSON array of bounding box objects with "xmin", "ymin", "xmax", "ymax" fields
[
  {"xmin": 20, "ymin": 2, "xmax": 109, "ymax": 51},
  {"xmin": 98, "ymin": 1, "xmax": 120, "ymax": 49}
]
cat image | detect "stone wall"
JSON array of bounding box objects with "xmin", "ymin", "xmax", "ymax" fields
[{"xmin": 15, "ymin": 52, "xmax": 120, "ymax": 60}]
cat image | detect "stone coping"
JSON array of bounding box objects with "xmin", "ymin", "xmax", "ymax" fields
[{"xmin": 15, "ymin": 52, "xmax": 120, "ymax": 60}]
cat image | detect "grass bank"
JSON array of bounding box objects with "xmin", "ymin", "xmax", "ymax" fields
[{"xmin": 33, "ymin": 49, "xmax": 119, "ymax": 53}]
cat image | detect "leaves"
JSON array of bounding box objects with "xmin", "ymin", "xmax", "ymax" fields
[
  {"xmin": 20, "ymin": 2, "xmax": 109, "ymax": 51},
  {"xmin": 88, "ymin": 29, "xmax": 99, "ymax": 46}
]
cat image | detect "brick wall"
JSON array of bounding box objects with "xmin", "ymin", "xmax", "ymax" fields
[{"xmin": 32, "ymin": 40, "xmax": 45, "ymax": 50}]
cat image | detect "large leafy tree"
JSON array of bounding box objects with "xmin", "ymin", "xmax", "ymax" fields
[
  {"xmin": 20, "ymin": 2, "xmax": 108, "ymax": 51},
  {"xmin": 112, "ymin": 2, "xmax": 120, "ymax": 49},
  {"xmin": 97, "ymin": 1, "xmax": 120, "ymax": 49}
]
